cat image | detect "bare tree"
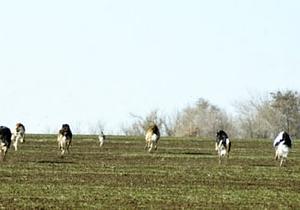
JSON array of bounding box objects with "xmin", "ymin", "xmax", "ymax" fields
[
  {"xmin": 88, "ymin": 120, "xmax": 106, "ymax": 134},
  {"xmin": 173, "ymin": 98, "xmax": 236, "ymax": 137},
  {"xmin": 235, "ymin": 93, "xmax": 276, "ymax": 138},
  {"xmin": 270, "ymin": 90, "xmax": 300, "ymax": 136},
  {"xmin": 162, "ymin": 112, "xmax": 180, "ymax": 136},
  {"xmin": 235, "ymin": 90, "xmax": 300, "ymax": 139},
  {"xmin": 122, "ymin": 110, "xmax": 165, "ymax": 136},
  {"xmin": 122, "ymin": 90, "xmax": 300, "ymax": 139},
  {"xmin": 72, "ymin": 121, "xmax": 82, "ymax": 134}
]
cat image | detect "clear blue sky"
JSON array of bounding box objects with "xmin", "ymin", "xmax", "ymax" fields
[{"xmin": 0, "ymin": 1, "xmax": 299, "ymax": 134}]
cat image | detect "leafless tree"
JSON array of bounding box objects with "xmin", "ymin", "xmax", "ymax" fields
[
  {"xmin": 88, "ymin": 120, "xmax": 106, "ymax": 134},
  {"xmin": 72, "ymin": 121, "xmax": 82, "ymax": 134},
  {"xmin": 122, "ymin": 110, "xmax": 165, "ymax": 136},
  {"xmin": 173, "ymin": 98, "xmax": 236, "ymax": 137},
  {"xmin": 123, "ymin": 90, "xmax": 300, "ymax": 139},
  {"xmin": 270, "ymin": 90, "xmax": 300, "ymax": 137},
  {"xmin": 235, "ymin": 90, "xmax": 300, "ymax": 139}
]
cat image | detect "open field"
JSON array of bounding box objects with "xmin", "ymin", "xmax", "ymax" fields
[{"xmin": 0, "ymin": 135, "xmax": 299, "ymax": 209}]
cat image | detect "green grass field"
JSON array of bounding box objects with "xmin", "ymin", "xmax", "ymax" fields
[{"xmin": 0, "ymin": 135, "xmax": 299, "ymax": 209}]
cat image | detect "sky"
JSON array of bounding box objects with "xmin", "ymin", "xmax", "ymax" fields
[{"xmin": 0, "ymin": 0, "xmax": 299, "ymax": 134}]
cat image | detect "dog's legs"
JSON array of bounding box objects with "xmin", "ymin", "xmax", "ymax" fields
[
  {"xmin": 0, "ymin": 150, "xmax": 3, "ymax": 161},
  {"xmin": 274, "ymin": 151, "xmax": 278, "ymax": 160},
  {"xmin": 154, "ymin": 141, "xmax": 158, "ymax": 150},
  {"xmin": 215, "ymin": 142, "xmax": 218, "ymax": 151},
  {"xmin": 148, "ymin": 142, "xmax": 153, "ymax": 152},
  {"xmin": 144, "ymin": 141, "xmax": 148, "ymax": 150},
  {"xmin": 0, "ymin": 147, "xmax": 7, "ymax": 161},
  {"xmin": 61, "ymin": 149, "xmax": 65, "ymax": 158},
  {"xmin": 280, "ymin": 158, "xmax": 283, "ymax": 167},
  {"xmin": 13, "ymin": 140, "xmax": 18, "ymax": 151}
]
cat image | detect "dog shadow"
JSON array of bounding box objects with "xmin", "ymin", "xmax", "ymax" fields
[{"xmin": 36, "ymin": 160, "xmax": 75, "ymax": 164}]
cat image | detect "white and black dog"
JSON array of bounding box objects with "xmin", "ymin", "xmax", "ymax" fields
[
  {"xmin": 11, "ymin": 123, "xmax": 26, "ymax": 151},
  {"xmin": 0, "ymin": 126, "xmax": 12, "ymax": 161},
  {"xmin": 57, "ymin": 124, "xmax": 72, "ymax": 157},
  {"xmin": 273, "ymin": 131, "xmax": 292, "ymax": 167},
  {"xmin": 215, "ymin": 130, "xmax": 231, "ymax": 164},
  {"xmin": 145, "ymin": 123, "xmax": 160, "ymax": 152},
  {"xmin": 98, "ymin": 131, "xmax": 106, "ymax": 147}
]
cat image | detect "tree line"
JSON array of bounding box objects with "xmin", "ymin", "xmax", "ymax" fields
[{"xmin": 122, "ymin": 90, "xmax": 300, "ymax": 139}]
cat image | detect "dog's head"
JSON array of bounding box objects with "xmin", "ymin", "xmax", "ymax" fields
[
  {"xmin": 59, "ymin": 124, "xmax": 72, "ymax": 138},
  {"xmin": 62, "ymin": 124, "xmax": 70, "ymax": 131},
  {"xmin": 282, "ymin": 131, "xmax": 292, "ymax": 148},
  {"xmin": 216, "ymin": 130, "xmax": 228, "ymax": 143}
]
